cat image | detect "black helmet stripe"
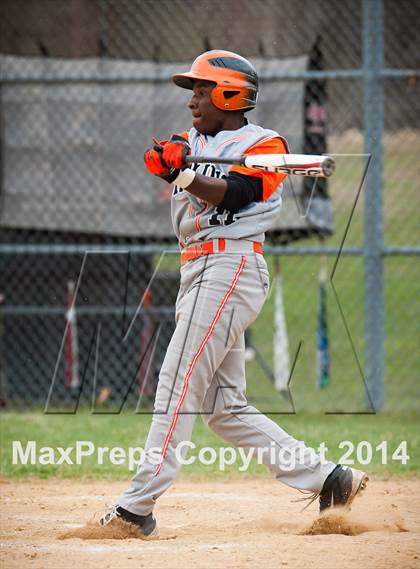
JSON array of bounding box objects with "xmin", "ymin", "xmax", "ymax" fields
[{"xmin": 208, "ymin": 56, "xmax": 258, "ymax": 87}]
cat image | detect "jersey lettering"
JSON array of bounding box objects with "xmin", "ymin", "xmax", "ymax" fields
[{"xmin": 208, "ymin": 206, "xmax": 237, "ymax": 226}]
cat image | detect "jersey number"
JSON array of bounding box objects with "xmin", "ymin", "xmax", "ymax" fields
[{"xmin": 208, "ymin": 207, "xmax": 237, "ymax": 226}]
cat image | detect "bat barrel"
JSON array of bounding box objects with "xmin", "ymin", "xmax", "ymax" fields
[{"xmin": 186, "ymin": 154, "xmax": 335, "ymax": 177}]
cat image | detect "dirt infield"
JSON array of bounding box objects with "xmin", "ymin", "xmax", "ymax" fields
[{"xmin": 1, "ymin": 477, "xmax": 419, "ymax": 569}]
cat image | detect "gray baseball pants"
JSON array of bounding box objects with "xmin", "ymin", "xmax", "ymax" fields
[{"xmin": 118, "ymin": 246, "xmax": 335, "ymax": 515}]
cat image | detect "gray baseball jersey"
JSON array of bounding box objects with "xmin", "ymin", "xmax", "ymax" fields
[{"xmin": 171, "ymin": 122, "xmax": 285, "ymax": 247}]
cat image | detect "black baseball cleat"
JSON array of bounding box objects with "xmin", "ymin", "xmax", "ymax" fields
[
  {"xmin": 99, "ymin": 505, "xmax": 159, "ymax": 539},
  {"xmin": 319, "ymin": 465, "xmax": 369, "ymax": 513}
]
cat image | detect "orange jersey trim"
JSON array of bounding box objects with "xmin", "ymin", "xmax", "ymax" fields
[{"xmin": 230, "ymin": 136, "xmax": 289, "ymax": 201}]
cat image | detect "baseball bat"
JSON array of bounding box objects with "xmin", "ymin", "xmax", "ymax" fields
[{"xmin": 186, "ymin": 153, "xmax": 335, "ymax": 177}]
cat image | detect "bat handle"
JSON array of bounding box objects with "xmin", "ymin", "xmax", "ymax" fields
[
  {"xmin": 186, "ymin": 155, "xmax": 245, "ymax": 166},
  {"xmin": 186, "ymin": 156, "xmax": 199, "ymax": 164}
]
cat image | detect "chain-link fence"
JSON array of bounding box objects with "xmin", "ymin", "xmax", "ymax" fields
[{"xmin": 0, "ymin": 0, "xmax": 419, "ymax": 413}]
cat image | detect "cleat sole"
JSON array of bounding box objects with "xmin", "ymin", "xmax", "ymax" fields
[{"xmin": 347, "ymin": 469, "xmax": 369, "ymax": 509}]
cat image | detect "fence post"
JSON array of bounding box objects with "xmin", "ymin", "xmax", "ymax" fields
[{"xmin": 362, "ymin": 0, "xmax": 385, "ymax": 411}]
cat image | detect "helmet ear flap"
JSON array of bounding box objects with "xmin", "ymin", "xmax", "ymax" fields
[
  {"xmin": 210, "ymin": 85, "xmax": 228, "ymax": 110},
  {"xmin": 211, "ymin": 86, "xmax": 252, "ymax": 111}
]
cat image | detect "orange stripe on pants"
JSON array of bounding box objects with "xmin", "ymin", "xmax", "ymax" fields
[{"xmin": 154, "ymin": 255, "xmax": 246, "ymax": 476}]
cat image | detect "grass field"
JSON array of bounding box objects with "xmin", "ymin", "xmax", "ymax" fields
[{"xmin": 1, "ymin": 411, "xmax": 418, "ymax": 479}]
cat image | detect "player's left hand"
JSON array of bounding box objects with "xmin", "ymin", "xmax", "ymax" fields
[{"xmin": 161, "ymin": 135, "xmax": 191, "ymax": 169}]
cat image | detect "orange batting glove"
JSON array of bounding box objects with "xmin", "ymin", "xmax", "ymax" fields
[
  {"xmin": 162, "ymin": 134, "xmax": 191, "ymax": 169},
  {"xmin": 144, "ymin": 143, "xmax": 179, "ymax": 183}
]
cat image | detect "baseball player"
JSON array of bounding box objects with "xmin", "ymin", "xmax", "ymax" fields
[{"xmin": 100, "ymin": 50, "xmax": 368, "ymax": 538}]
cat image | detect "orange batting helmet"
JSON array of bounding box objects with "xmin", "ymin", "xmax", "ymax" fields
[{"xmin": 173, "ymin": 50, "xmax": 259, "ymax": 112}]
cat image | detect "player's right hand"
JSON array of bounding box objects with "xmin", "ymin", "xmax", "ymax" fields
[
  {"xmin": 144, "ymin": 144, "xmax": 180, "ymax": 183},
  {"xmin": 162, "ymin": 135, "xmax": 191, "ymax": 169}
]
